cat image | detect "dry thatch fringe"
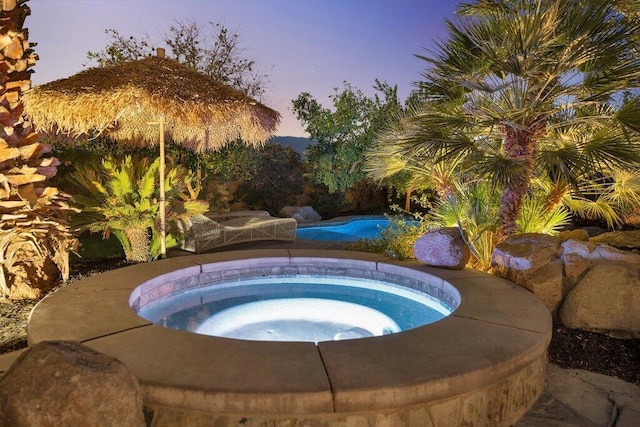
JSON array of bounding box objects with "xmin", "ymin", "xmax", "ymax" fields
[{"xmin": 22, "ymin": 56, "xmax": 280, "ymax": 152}]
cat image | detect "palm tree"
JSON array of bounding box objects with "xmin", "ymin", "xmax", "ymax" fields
[
  {"xmin": 0, "ymin": 0, "xmax": 78, "ymax": 299},
  {"xmin": 396, "ymin": 0, "xmax": 640, "ymax": 237}
]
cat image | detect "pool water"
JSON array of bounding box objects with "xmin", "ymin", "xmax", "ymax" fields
[
  {"xmin": 138, "ymin": 276, "xmax": 452, "ymax": 344},
  {"xmin": 296, "ymin": 217, "xmax": 389, "ymax": 241}
]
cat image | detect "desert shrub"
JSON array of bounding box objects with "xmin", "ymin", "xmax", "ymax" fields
[{"xmin": 347, "ymin": 207, "xmax": 431, "ymax": 260}]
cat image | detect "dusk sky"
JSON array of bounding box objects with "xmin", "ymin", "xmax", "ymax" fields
[{"xmin": 28, "ymin": 0, "xmax": 459, "ymax": 137}]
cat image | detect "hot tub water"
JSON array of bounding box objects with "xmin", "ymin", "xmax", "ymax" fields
[{"xmin": 137, "ymin": 275, "xmax": 453, "ymax": 344}]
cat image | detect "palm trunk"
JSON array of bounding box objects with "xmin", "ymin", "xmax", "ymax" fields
[
  {"xmin": 0, "ymin": 0, "xmax": 77, "ymax": 299},
  {"xmin": 123, "ymin": 227, "xmax": 151, "ymax": 263},
  {"xmin": 498, "ymin": 174, "xmax": 530, "ymax": 236},
  {"xmin": 498, "ymin": 122, "xmax": 545, "ymax": 237}
]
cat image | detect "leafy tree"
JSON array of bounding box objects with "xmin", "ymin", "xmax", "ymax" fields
[
  {"xmin": 235, "ymin": 144, "xmax": 306, "ymax": 214},
  {"xmin": 86, "ymin": 19, "xmax": 269, "ymax": 98},
  {"xmin": 365, "ymin": 97, "xmax": 447, "ymax": 210},
  {"xmin": 385, "ymin": 0, "xmax": 640, "ymax": 237},
  {"xmin": 292, "ymin": 80, "xmax": 403, "ymax": 208},
  {"xmin": 85, "ymin": 29, "xmax": 152, "ymax": 65},
  {"xmin": 67, "ymin": 156, "xmax": 207, "ymax": 262},
  {"xmin": 199, "ymin": 141, "xmax": 262, "ymax": 183}
]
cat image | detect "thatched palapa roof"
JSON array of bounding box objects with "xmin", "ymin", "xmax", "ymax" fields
[{"xmin": 22, "ymin": 56, "xmax": 280, "ymax": 152}]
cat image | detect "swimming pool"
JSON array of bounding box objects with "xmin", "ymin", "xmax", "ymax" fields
[{"xmin": 296, "ymin": 217, "xmax": 389, "ymax": 241}]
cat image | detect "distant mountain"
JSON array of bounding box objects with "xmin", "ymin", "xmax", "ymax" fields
[{"xmin": 269, "ymin": 136, "xmax": 313, "ymax": 156}]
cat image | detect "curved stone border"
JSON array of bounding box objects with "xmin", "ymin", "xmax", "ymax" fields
[{"xmin": 28, "ymin": 249, "xmax": 551, "ymax": 426}]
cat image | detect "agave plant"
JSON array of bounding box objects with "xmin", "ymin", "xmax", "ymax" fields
[{"xmin": 67, "ymin": 155, "xmax": 208, "ymax": 262}]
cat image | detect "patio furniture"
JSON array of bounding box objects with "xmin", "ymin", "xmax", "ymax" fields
[
  {"xmin": 176, "ymin": 213, "xmax": 297, "ymax": 253},
  {"xmin": 206, "ymin": 210, "xmax": 271, "ymax": 222}
]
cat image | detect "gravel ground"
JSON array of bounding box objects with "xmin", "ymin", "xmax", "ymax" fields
[{"xmin": 2, "ymin": 258, "xmax": 639, "ymax": 385}]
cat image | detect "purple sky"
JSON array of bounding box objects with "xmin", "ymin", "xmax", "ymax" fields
[{"xmin": 28, "ymin": 0, "xmax": 458, "ymax": 137}]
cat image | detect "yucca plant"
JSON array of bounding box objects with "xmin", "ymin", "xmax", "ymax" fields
[{"xmin": 67, "ymin": 155, "xmax": 207, "ymax": 262}]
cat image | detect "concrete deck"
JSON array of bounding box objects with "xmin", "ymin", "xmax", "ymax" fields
[{"xmin": 22, "ymin": 242, "xmax": 552, "ymax": 426}]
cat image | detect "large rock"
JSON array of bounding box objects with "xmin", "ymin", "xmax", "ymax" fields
[
  {"xmin": 563, "ymin": 238, "xmax": 640, "ymax": 264},
  {"xmin": 414, "ymin": 227, "xmax": 470, "ymax": 270},
  {"xmin": 562, "ymin": 252, "xmax": 591, "ymax": 287},
  {"xmin": 492, "ymin": 233, "xmax": 560, "ymax": 274},
  {"xmin": 556, "ymin": 228, "xmax": 590, "ymax": 243},
  {"xmin": 560, "ymin": 261, "xmax": 640, "ymax": 338},
  {"xmin": 561, "ymin": 239, "xmax": 595, "ymax": 259},
  {"xmin": 491, "ymin": 234, "xmax": 564, "ymax": 313},
  {"xmin": 591, "ymin": 230, "xmax": 640, "ymax": 251},
  {"xmin": 522, "ymin": 260, "xmax": 564, "ymax": 314},
  {"xmin": 492, "ymin": 232, "xmax": 640, "ymax": 335},
  {"xmin": 0, "ymin": 341, "xmax": 144, "ymax": 426}
]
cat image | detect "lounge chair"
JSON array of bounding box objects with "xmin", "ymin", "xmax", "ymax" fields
[
  {"xmin": 176, "ymin": 213, "xmax": 297, "ymax": 253},
  {"xmin": 205, "ymin": 210, "xmax": 271, "ymax": 222}
]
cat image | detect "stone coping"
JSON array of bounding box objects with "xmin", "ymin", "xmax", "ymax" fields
[{"xmin": 27, "ymin": 249, "xmax": 551, "ymax": 424}]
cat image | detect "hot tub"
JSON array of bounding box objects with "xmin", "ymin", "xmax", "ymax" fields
[{"xmin": 27, "ymin": 249, "xmax": 551, "ymax": 426}]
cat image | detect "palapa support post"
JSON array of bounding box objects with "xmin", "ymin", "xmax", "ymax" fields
[{"xmin": 158, "ymin": 116, "xmax": 167, "ymax": 258}]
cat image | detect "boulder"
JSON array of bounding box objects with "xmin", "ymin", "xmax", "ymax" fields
[
  {"xmin": 0, "ymin": 341, "xmax": 144, "ymax": 426},
  {"xmin": 491, "ymin": 232, "xmax": 640, "ymax": 335},
  {"xmin": 298, "ymin": 206, "xmax": 322, "ymax": 221},
  {"xmin": 562, "ymin": 252, "xmax": 591, "ymax": 287},
  {"xmin": 491, "ymin": 234, "xmax": 563, "ymax": 314},
  {"xmin": 280, "ymin": 205, "xmax": 298, "ymax": 218},
  {"xmin": 291, "ymin": 213, "xmax": 306, "ymax": 223},
  {"xmin": 522, "ymin": 260, "xmax": 564, "ymax": 314},
  {"xmin": 590, "ymin": 230, "xmax": 640, "ymax": 251},
  {"xmin": 492, "ymin": 233, "xmax": 560, "ymax": 271},
  {"xmin": 560, "ymin": 261, "xmax": 640, "ymax": 338},
  {"xmin": 557, "ymin": 228, "xmax": 590, "ymax": 243},
  {"xmin": 563, "ymin": 237, "xmax": 640, "ymax": 264},
  {"xmin": 491, "ymin": 233, "xmax": 560, "ymax": 280},
  {"xmin": 280, "ymin": 205, "xmax": 322, "ymax": 222},
  {"xmin": 592, "ymin": 244, "xmax": 640, "ymax": 264},
  {"xmin": 561, "ymin": 239, "xmax": 595, "ymax": 259},
  {"xmin": 414, "ymin": 227, "xmax": 470, "ymax": 270}
]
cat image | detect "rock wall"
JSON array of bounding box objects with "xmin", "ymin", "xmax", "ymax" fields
[{"xmin": 491, "ymin": 231, "xmax": 640, "ymax": 338}]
